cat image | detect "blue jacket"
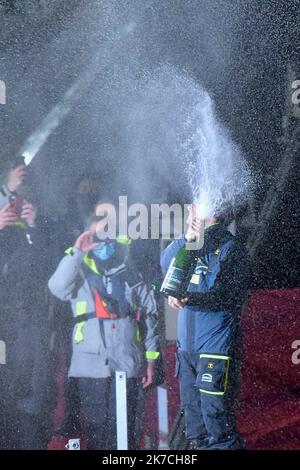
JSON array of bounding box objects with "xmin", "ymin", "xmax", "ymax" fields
[{"xmin": 160, "ymin": 224, "xmax": 249, "ymax": 354}]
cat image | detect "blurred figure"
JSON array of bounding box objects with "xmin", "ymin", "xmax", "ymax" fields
[
  {"xmin": 49, "ymin": 214, "xmax": 160, "ymax": 450},
  {"xmin": 0, "ymin": 164, "xmax": 53, "ymax": 449},
  {"xmin": 63, "ymin": 173, "xmax": 101, "ymax": 249}
]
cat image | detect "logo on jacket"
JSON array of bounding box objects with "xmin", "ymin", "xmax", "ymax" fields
[
  {"xmin": 194, "ymin": 264, "xmax": 208, "ymax": 275},
  {"xmin": 201, "ymin": 373, "xmax": 213, "ymax": 383},
  {"xmin": 207, "ymin": 362, "xmax": 214, "ymax": 369}
]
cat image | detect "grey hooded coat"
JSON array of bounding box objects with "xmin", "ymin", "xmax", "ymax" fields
[{"xmin": 48, "ymin": 247, "xmax": 160, "ymax": 378}]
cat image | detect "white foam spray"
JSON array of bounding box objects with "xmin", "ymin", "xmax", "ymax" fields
[
  {"xmin": 119, "ymin": 65, "xmax": 252, "ymax": 212},
  {"xmin": 182, "ymin": 87, "xmax": 251, "ymax": 219}
]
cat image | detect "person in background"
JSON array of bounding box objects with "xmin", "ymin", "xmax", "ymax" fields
[
  {"xmin": 0, "ymin": 164, "xmax": 53, "ymax": 449},
  {"xmin": 63, "ymin": 173, "xmax": 101, "ymax": 249},
  {"xmin": 0, "ymin": 164, "xmax": 26, "ymax": 207},
  {"xmin": 160, "ymin": 202, "xmax": 250, "ymax": 450},
  {"xmin": 48, "ymin": 213, "xmax": 160, "ymax": 450},
  {"xmin": 50, "ymin": 172, "xmax": 103, "ymax": 437}
]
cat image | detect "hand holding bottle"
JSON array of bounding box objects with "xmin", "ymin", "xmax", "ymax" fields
[
  {"xmin": 185, "ymin": 204, "xmax": 204, "ymax": 241},
  {"xmin": 160, "ymin": 204, "xmax": 204, "ymax": 300},
  {"xmin": 168, "ymin": 296, "xmax": 188, "ymax": 309},
  {"xmin": 0, "ymin": 203, "xmax": 18, "ymax": 230},
  {"xmin": 7, "ymin": 165, "xmax": 27, "ymax": 193}
]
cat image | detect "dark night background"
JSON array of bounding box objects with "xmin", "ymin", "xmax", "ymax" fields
[{"xmin": 0, "ymin": 0, "xmax": 299, "ymax": 289}]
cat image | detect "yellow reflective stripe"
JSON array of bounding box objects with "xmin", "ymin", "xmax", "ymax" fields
[
  {"xmin": 136, "ymin": 326, "xmax": 142, "ymax": 343},
  {"xmin": 74, "ymin": 323, "xmax": 85, "ymax": 343},
  {"xmin": 83, "ymin": 254, "xmax": 100, "ymax": 274},
  {"xmin": 145, "ymin": 351, "xmax": 160, "ymax": 360},
  {"xmin": 116, "ymin": 235, "xmax": 132, "ymax": 245},
  {"xmin": 200, "ymin": 354, "xmax": 230, "ymax": 361},
  {"xmin": 199, "ymin": 389, "xmax": 225, "ymax": 396},
  {"xmin": 76, "ymin": 301, "xmax": 88, "ymax": 315},
  {"xmin": 224, "ymin": 358, "xmax": 230, "ymax": 392},
  {"xmin": 64, "ymin": 247, "xmax": 100, "ymax": 275},
  {"xmin": 14, "ymin": 221, "xmax": 27, "ymax": 228},
  {"xmin": 74, "ymin": 301, "xmax": 88, "ymax": 343}
]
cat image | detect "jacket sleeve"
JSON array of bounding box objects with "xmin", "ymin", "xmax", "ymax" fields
[
  {"xmin": 48, "ymin": 247, "xmax": 85, "ymax": 301},
  {"xmin": 134, "ymin": 281, "xmax": 160, "ymax": 362},
  {"xmin": 187, "ymin": 241, "xmax": 251, "ymax": 312},
  {"xmin": 0, "ymin": 184, "xmax": 13, "ymax": 209},
  {"xmin": 160, "ymin": 236, "xmax": 186, "ymax": 273}
]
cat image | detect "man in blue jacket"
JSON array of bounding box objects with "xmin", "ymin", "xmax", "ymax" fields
[{"xmin": 161, "ymin": 204, "xmax": 250, "ymax": 450}]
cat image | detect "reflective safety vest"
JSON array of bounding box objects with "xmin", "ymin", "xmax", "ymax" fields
[{"xmin": 65, "ymin": 248, "xmax": 143, "ymax": 347}]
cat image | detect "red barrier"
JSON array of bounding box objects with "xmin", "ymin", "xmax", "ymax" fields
[{"xmin": 237, "ymin": 289, "xmax": 300, "ymax": 449}]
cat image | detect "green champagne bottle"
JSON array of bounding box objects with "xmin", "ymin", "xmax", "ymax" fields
[{"xmin": 160, "ymin": 243, "xmax": 199, "ymax": 300}]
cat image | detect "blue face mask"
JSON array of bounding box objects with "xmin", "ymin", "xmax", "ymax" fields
[{"xmin": 92, "ymin": 242, "xmax": 116, "ymax": 261}]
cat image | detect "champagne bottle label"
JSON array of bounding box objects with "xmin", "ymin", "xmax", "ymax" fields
[{"xmin": 160, "ymin": 258, "xmax": 189, "ymax": 299}]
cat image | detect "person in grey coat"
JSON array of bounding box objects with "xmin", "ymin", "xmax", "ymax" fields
[{"xmin": 48, "ymin": 215, "xmax": 160, "ymax": 449}]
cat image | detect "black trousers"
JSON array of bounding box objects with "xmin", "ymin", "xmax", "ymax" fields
[
  {"xmin": 77, "ymin": 376, "xmax": 144, "ymax": 450},
  {"xmin": 0, "ymin": 314, "xmax": 51, "ymax": 449},
  {"xmin": 177, "ymin": 349, "xmax": 244, "ymax": 449}
]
